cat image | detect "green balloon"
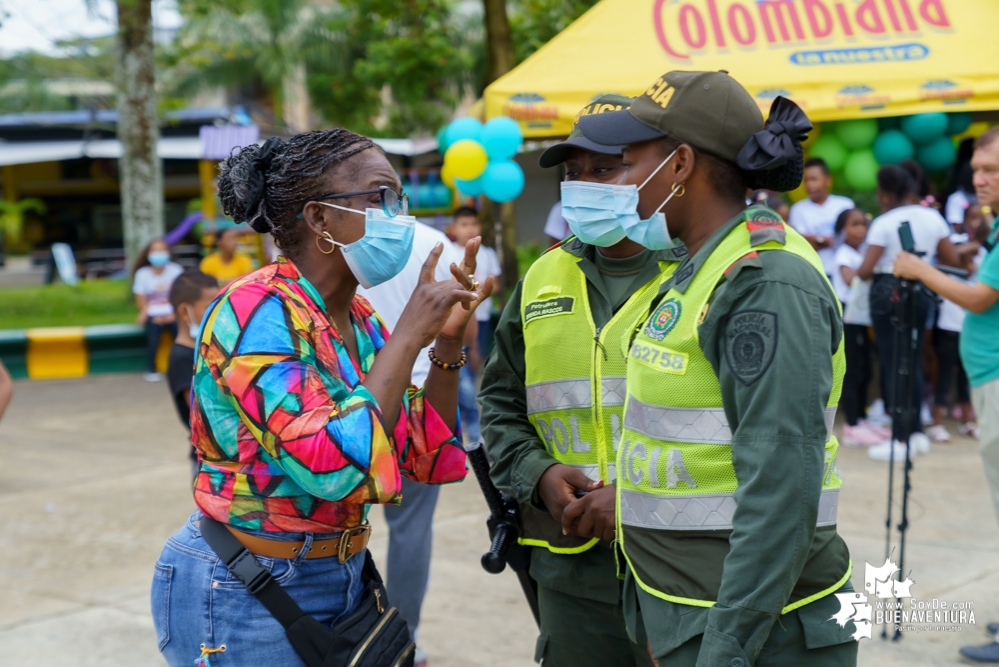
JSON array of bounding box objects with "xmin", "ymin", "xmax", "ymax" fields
[
  {"xmin": 901, "ymin": 113, "xmax": 948, "ymax": 144},
  {"xmin": 809, "ymin": 135, "xmax": 848, "ymax": 172},
  {"xmin": 872, "ymin": 130, "xmax": 914, "ymax": 165},
  {"xmin": 836, "ymin": 119, "xmax": 879, "ymax": 149},
  {"xmin": 947, "ymin": 112, "xmax": 973, "ymax": 136},
  {"xmin": 917, "ymin": 136, "xmax": 957, "ymax": 172},
  {"xmin": 436, "ymin": 126, "xmax": 451, "ymax": 153},
  {"xmin": 844, "ymin": 150, "xmax": 880, "ymax": 190}
]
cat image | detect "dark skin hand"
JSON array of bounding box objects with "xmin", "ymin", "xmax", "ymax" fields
[
  {"xmin": 297, "ymin": 148, "xmax": 493, "ymax": 431},
  {"xmin": 562, "ymin": 138, "xmax": 745, "ymax": 538}
]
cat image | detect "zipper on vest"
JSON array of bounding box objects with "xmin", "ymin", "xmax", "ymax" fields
[
  {"xmin": 593, "ymin": 327, "xmax": 608, "ymax": 360},
  {"xmin": 592, "ymin": 326, "xmax": 606, "ymax": 482}
]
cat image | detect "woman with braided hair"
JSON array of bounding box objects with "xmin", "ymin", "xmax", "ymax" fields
[
  {"xmin": 151, "ymin": 129, "xmax": 492, "ymax": 666},
  {"xmin": 569, "ymin": 71, "xmax": 858, "ymax": 665}
]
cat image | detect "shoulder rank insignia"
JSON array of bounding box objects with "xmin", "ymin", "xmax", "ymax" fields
[{"xmin": 745, "ymin": 208, "xmax": 786, "ymax": 247}]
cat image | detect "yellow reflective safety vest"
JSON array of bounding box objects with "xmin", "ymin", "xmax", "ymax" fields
[
  {"xmin": 616, "ymin": 212, "xmax": 851, "ymax": 613},
  {"xmin": 520, "ymin": 243, "xmax": 677, "ymax": 553}
]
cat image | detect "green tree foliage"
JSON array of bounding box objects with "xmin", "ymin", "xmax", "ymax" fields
[
  {"xmin": 307, "ymin": 0, "xmax": 472, "ymax": 137},
  {"xmin": 0, "ymin": 38, "xmax": 116, "ymax": 114},
  {"xmin": 509, "ymin": 0, "xmax": 600, "ymax": 65}
]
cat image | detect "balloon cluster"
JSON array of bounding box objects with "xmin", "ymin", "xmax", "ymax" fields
[
  {"xmin": 807, "ymin": 112, "xmax": 987, "ymax": 191},
  {"xmin": 438, "ymin": 116, "xmax": 525, "ymax": 203}
]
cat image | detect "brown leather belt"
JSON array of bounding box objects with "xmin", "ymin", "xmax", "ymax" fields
[{"xmin": 222, "ymin": 523, "xmax": 371, "ymax": 563}]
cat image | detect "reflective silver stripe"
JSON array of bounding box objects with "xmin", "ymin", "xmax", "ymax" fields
[
  {"xmin": 624, "ymin": 399, "xmax": 732, "ymax": 444},
  {"xmin": 526, "ymin": 378, "xmax": 592, "ymax": 415},
  {"xmin": 568, "ymin": 463, "xmax": 616, "ymax": 483},
  {"xmin": 601, "ymin": 377, "xmax": 627, "ymax": 407},
  {"xmin": 620, "ymin": 488, "xmax": 840, "ymax": 530},
  {"xmin": 624, "ymin": 398, "xmax": 838, "ymax": 445}
]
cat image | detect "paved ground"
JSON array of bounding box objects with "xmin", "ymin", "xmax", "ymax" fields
[{"xmin": 0, "ymin": 373, "xmax": 995, "ymax": 666}]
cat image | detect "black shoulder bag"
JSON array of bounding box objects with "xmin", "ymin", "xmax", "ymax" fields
[{"xmin": 199, "ymin": 515, "xmax": 415, "ymax": 667}]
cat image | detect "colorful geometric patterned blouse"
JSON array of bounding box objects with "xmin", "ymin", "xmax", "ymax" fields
[{"xmin": 190, "ymin": 257, "xmax": 467, "ymax": 533}]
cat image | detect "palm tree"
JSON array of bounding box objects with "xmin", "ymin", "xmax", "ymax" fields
[{"xmin": 165, "ymin": 0, "xmax": 342, "ymax": 132}]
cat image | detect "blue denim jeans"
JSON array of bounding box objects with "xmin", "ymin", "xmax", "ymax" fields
[
  {"xmin": 458, "ymin": 362, "xmax": 481, "ymax": 442},
  {"xmin": 152, "ymin": 512, "xmax": 365, "ymax": 667}
]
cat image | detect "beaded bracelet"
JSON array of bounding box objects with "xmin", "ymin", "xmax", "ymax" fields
[{"xmin": 428, "ymin": 347, "xmax": 467, "ymax": 370}]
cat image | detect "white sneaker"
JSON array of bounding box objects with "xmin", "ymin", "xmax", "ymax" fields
[
  {"xmin": 866, "ymin": 399, "xmax": 892, "ymax": 428},
  {"xmin": 868, "ymin": 439, "xmax": 914, "ymax": 462},
  {"xmin": 910, "ymin": 431, "xmax": 931, "ymax": 455},
  {"xmin": 926, "ymin": 424, "xmax": 951, "ymax": 442},
  {"xmin": 142, "ymin": 372, "xmax": 163, "ymax": 382},
  {"xmin": 960, "ymin": 422, "xmax": 980, "ymax": 439},
  {"xmin": 920, "ymin": 403, "xmax": 933, "ymax": 427}
]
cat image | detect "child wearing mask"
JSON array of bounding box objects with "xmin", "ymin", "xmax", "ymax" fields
[
  {"xmin": 166, "ymin": 269, "xmax": 221, "ymax": 479},
  {"xmin": 835, "ymin": 208, "xmax": 889, "ymax": 446},
  {"xmin": 133, "ymin": 239, "xmax": 184, "ymax": 382}
]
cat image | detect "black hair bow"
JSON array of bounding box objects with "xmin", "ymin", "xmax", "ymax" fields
[
  {"xmin": 244, "ymin": 136, "xmax": 284, "ymax": 232},
  {"xmin": 736, "ymin": 97, "xmax": 812, "ymax": 172}
]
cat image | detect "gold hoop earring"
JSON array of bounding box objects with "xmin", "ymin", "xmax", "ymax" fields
[
  {"xmin": 316, "ymin": 231, "xmax": 336, "ymax": 255},
  {"xmin": 671, "ymin": 182, "xmax": 686, "ymax": 197}
]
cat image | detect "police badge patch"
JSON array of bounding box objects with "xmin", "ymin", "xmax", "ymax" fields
[
  {"xmin": 645, "ymin": 298, "xmax": 682, "ymax": 341},
  {"xmin": 724, "ymin": 310, "xmax": 778, "ymax": 386}
]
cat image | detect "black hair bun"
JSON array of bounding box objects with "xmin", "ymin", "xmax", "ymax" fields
[
  {"xmin": 746, "ymin": 140, "xmax": 804, "ymax": 192},
  {"xmin": 216, "ymin": 137, "xmax": 285, "ymax": 234}
]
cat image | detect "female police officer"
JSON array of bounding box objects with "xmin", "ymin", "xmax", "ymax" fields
[
  {"xmin": 566, "ymin": 71, "xmax": 858, "ymax": 666},
  {"xmin": 479, "ymin": 95, "xmax": 685, "ymax": 666}
]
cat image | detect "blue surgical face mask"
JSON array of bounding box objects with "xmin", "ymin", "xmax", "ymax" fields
[
  {"xmin": 319, "ymin": 204, "xmax": 416, "ymax": 288},
  {"xmin": 148, "ymin": 250, "xmax": 170, "ymax": 267},
  {"xmin": 617, "ymin": 149, "xmax": 683, "ymax": 251},
  {"xmin": 184, "ymin": 306, "xmax": 201, "ymax": 341},
  {"xmin": 559, "ymin": 181, "xmax": 636, "ymax": 247}
]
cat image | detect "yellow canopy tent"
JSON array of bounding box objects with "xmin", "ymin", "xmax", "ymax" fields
[{"xmin": 484, "ymin": 0, "xmax": 999, "ymax": 138}]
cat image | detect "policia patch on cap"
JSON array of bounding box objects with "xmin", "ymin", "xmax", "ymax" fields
[
  {"xmin": 525, "ymin": 297, "xmax": 575, "ymax": 324},
  {"xmin": 724, "ymin": 310, "xmax": 777, "ymax": 386}
]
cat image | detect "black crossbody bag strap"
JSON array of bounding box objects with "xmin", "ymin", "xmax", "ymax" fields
[{"xmin": 199, "ymin": 515, "xmax": 310, "ymax": 629}]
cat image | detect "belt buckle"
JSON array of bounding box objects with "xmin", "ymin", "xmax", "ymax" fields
[{"xmin": 338, "ymin": 524, "xmax": 367, "ymax": 564}]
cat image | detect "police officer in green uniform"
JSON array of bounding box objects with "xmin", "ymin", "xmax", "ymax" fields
[
  {"xmin": 565, "ymin": 71, "xmax": 859, "ymax": 665},
  {"xmin": 479, "ymin": 95, "xmax": 684, "ymax": 666}
]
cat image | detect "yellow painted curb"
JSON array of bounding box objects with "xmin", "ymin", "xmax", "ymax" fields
[{"xmin": 26, "ymin": 327, "xmax": 88, "ymax": 379}]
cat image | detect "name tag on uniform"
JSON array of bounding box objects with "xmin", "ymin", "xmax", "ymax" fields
[
  {"xmin": 525, "ymin": 297, "xmax": 575, "ymax": 325},
  {"xmin": 630, "ymin": 341, "xmax": 687, "ymax": 374}
]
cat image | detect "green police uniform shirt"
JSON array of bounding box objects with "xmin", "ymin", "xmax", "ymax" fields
[
  {"xmin": 625, "ymin": 207, "xmax": 856, "ymax": 665},
  {"xmin": 480, "ymin": 239, "xmax": 680, "ymax": 604}
]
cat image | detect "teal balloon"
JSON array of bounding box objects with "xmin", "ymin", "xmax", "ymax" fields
[
  {"xmin": 482, "ymin": 160, "xmax": 525, "ymax": 202},
  {"xmin": 878, "ymin": 116, "xmax": 902, "ymax": 130},
  {"xmin": 872, "ymin": 130, "xmax": 914, "ymax": 165},
  {"xmin": 455, "ymin": 176, "xmax": 484, "ymax": 197},
  {"xmin": 436, "ymin": 126, "xmax": 451, "ymax": 154},
  {"xmin": 433, "ymin": 183, "xmax": 453, "ymax": 208},
  {"xmin": 808, "ymin": 135, "xmax": 848, "ymax": 172},
  {"xmin": 917, "ymin": 136, "xmax": 957, "ymax": 172},
  {"xmin": 947, "ymin": 112, "xmax": 973, "ymax": 136},
  {"xmin": 445, "ymin": 117, "xmax": 483, "ymax": 146},
  {"xmin": 836, "ymin": 119, "xmax": 879, "ymax": 149},
  {"xmin": 481, "ymin": 117, "xmax": 523, "ymax": 161},
  {"xmin": 416, "ymin": 183, "xmax": 435, "ymax": 209},
  {"xmin": 843, "ymin": 150, "xmax": 880, "ymax": 190},
  {"xmin": 901, "ymin": 113, "xmax": 948, "ymax": 144}
]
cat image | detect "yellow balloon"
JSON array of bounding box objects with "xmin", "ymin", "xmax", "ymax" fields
[
  {"xmin": 440, "ymin": 163, "xmax": 455, "ymax": 188},
  {"xmin": 445, "ymin": 139, "xmax": 488, "ymax": 180},
  {"xmin": 953, "ymin": 121, "xmax": 992, "ymax": 145}
]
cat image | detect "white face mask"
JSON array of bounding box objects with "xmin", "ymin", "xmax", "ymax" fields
[{"xmin": 185, "ymin": 305, "xmax": 201, "ymax": 341}]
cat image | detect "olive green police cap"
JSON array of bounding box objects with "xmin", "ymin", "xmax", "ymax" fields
[
  {"xmin": 538, "ymin": 93, "xmax": 633, "ymax": 168},
  {"xmin": 577, "ymin": 71, "xmax": 764, "ymax": 162}
]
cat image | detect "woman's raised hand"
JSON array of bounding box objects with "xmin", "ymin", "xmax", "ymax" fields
[
  {"xmin": 396, "ymin": 241, "xmax": 491, "ymax": 349},
  {"xmin": 439, "ymin": 236, "xmax": 495, "ymax": 342}
]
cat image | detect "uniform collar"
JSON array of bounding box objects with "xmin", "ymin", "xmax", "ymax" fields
[
  {"xmin": 558, "ymin": 236, "xmax": 685, "ymax": 264},
  {"xmin": 664, "ymin": 204, "xmax": 762, "ymax": 295}
]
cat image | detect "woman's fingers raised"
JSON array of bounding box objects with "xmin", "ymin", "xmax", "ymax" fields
[{"xmin": 419, "ymin": 243, "xmax": 444, "ymax": 285}]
